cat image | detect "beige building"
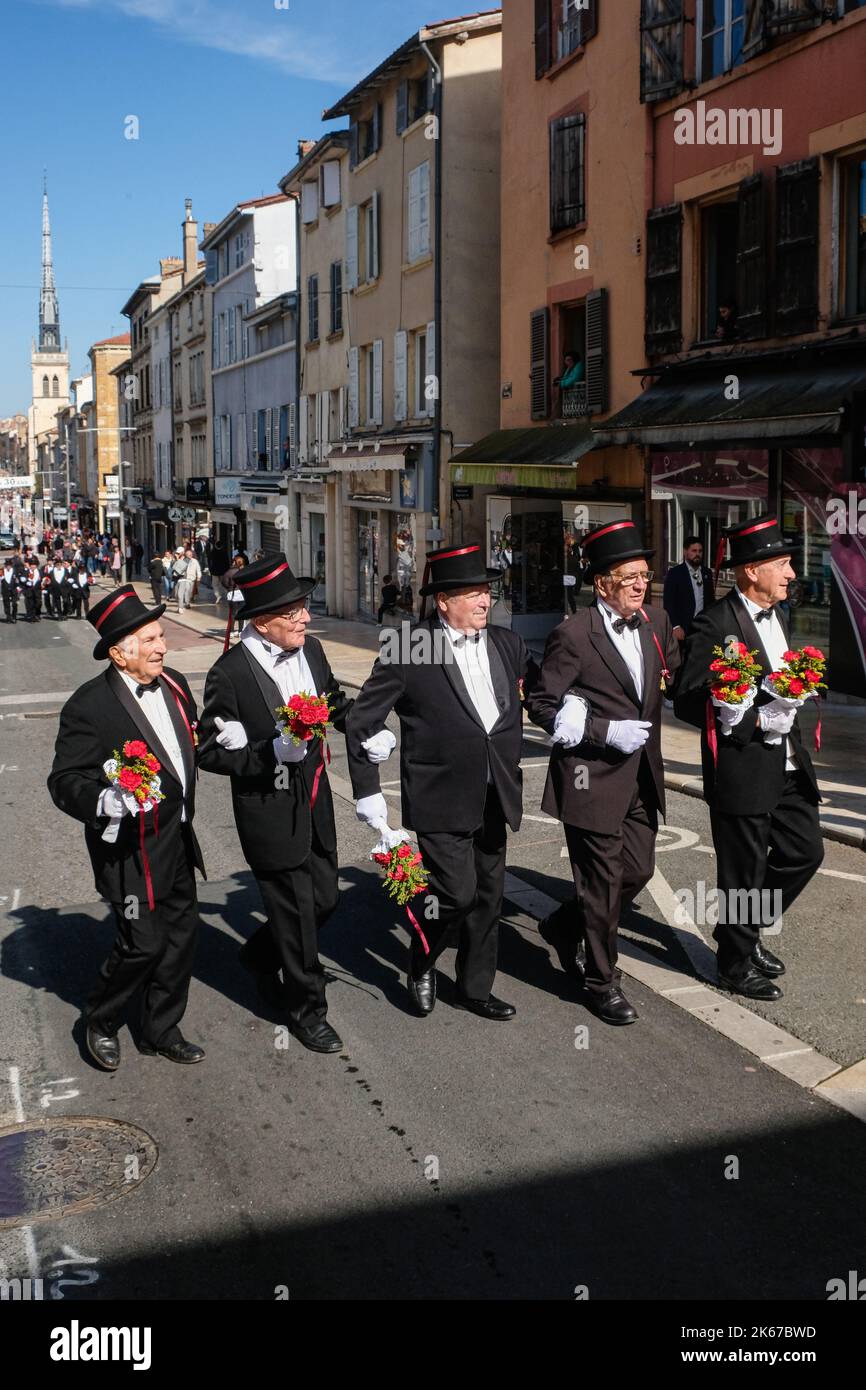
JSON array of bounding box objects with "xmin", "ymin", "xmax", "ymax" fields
[
  {"xmin": 87, "ymin": 335, "xmax": 132, "ymax": 533},
  {"xmin": 0, "ymin": 416, "xmax": 29, "ymax": 475},
  {"xmin": 164, "ymin": 201, "xmax": 211, "ymax": 554},
  {"xmin": 320, "ymin": 10, "xmax": 503, "ymax": 619}
]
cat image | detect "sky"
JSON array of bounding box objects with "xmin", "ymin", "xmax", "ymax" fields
[{"xmin": 0, "ymin": 0, "xmax": 444, "ymax": 419}]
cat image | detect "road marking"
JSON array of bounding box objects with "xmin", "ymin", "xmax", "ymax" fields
[
  {"xmin": 641, "ymin": 865, "xmax": 717, "ymax": 979},
  {"xmin": 817, "ymin": 867, "xmax": 866, "ymax": 883},
  {"xmin": 655, "ymin": 826, "xmax": 701, "ymax": 853},
  {"xmin": 9, "ymin": 1065, "xmax": 25, "ymax": 1123},
  {"xmin": 0, "ymin": 692, "xmax": 73, "ymax": 706}
]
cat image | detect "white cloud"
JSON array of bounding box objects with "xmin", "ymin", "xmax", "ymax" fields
[{"xmin": 33, "ymin": 0, "xmax": 360, "ymax": 84}]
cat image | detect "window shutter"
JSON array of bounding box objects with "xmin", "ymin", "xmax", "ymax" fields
[
  {"xmin": 214, "ymin": 413, "xmax": 222, "ymax": 472},
  {"xmin": 371, "ymin": 191, "xmax": 380, "ymax": 279},
  {"xmin": 348, "ymin": 348, "xmax": 360, "ymax": 427},
  {"xmin": 394, "ymin": 330, "xmax": 408, "ymax": 421},
  {"xmin": 425, "ymin": 321, "xmax": 437, "ymax": 416},
  {"xmin": 535, "ymin": 0, "xmax": 551, "ymax": 78},
  {"xmin": 301, "ymin": 181, "xmax": 318, "ymax": 223},
  {"xmin": 288, "ymin": 403, "xmax": 297, "ymax": 468},
  {"xmin": 419, "ymin": 161, "xmax": 431, "ymax": 256},
  {"xmin": 396, "ymin": 80, "xmax": 409, "ymax": 134},
  {"xmin": 337, "ymin": 386, "xmax": 346, "ymax": 439},
  {"xmin": 322, "ymin": 160, "xmax": 340, "ymax": 206},
  {"xmin": 372, "ymin": 102, "xmax": 382, "ymax": 153},
  {"xmin": 408, "ymin": 166, "xmax": 421, "ymax": 262},
  {"xmin": 736, "ymin": 174, "xmax": 768, "ymax": 340},
  {"xmin": 582, "ymin": 0, "xmax": 599, "ymax": 43},
  {"xmin": 549, "ymin": 114, "xmax": 586, "ymax": 233},
  {"xmin": 372, "ymin": 339, "xmax": 384, "ymax": 425},
  {"xmin": 640, "ymin": 1, "xmax": 685, "ymax": 104},
  {"xmin": 205, "ymin": 248, "xmax": 218, "ymax": 285},
  {"xmin": 299, "ymin": 396, "xmax": 309, "ymax": 463},
  {"xmin": 272, "ymin": 407, "xmax": 280, "ymax": 467},
  {"xmin": 775, "ymin": 158, "xmax": 820, "ymax": 336},
  {"xmin": 645, "ymin": 203, "xmax": 683, "ymax": 354},
  {"xmin": 228, "ymin": 308, "xmax": 235, "ymax": 362},
  {"xmin": 331, "ymin": 260, "xmax": 343, "ymax": 333},
  {"xmin": 766, "ymin": 0, "xmax": 823, "ymax": 38},
  {"xmin": 212, "ymin": 312, "xmax": 220, "ymax": 369},
  {"xmin": 584, "ymin": 288, "xmax": 608, "ymax": 416},
  {"xmin": 349, "ymin": 121, "xmax": 359, "ymax": 169},
  {"xmin": 320, "ymin": 390, "xmax": 331, "ymax": 449},
  {"xmin": 530, "ymin": 307, "xmax": 550, "ymax": 420},
  {"xmin": 237, "ymin": 412, "xmax": 246, "ymax": 470},
  {"xmin": 346, "ymin": 205, "xmax": 359, "ymax": 290}
]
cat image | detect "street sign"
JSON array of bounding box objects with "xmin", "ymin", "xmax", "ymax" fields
[{"xmin": 452, "ymin": 485, "xmax": 474, "ymax": 501}]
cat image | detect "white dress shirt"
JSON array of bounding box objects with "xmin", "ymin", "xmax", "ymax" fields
[
  {"xmin": 241, "ymin": 627, "xmax": 317, "ymax": 763},
  {"xmin": 438, "ymin": 618, "xmax": 501, "ymax": 734},
  {"xmin": 687, "ymin": 564, "xmax": 705, "ymax": 617},
  {"xmin": 120, "ymin": 671, "xmax": 188, "ymax": 812},
  {"xmin": 736, "ymin": 589, "xmax": 796, "ymax": 771},
  {"xmin": 598, "ymin": 598, "xmax": 644, "ymax": 704}
]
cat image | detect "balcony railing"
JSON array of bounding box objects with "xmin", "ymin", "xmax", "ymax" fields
[{"xmin": 561, "ymin": 384, "xmax": 588, "ymax": 418}]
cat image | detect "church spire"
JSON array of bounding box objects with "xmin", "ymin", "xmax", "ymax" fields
[{"xmin": 39, "ymin": 175, "xmax": 61, "ymax": 352}]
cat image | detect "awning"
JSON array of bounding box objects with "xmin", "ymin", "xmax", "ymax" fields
[
  {"xmin": 592, "ymin": 360, "xmax": 858, "ymax": 448},
  {"xmin": 210, "ymin": 509, "xmax": 238, "ymax": 525},
  {"xmin": 450, "ymin": 424, "xmax": 595, "ymax": 489},
  {"xmin": 327, "ymin": 450, "xmax": 406, "ymax": 473}
]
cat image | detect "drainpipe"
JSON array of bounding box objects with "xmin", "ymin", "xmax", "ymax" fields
[{"xmin": 421, "ymin": 38, "xmax": 444, "ymax": 546}]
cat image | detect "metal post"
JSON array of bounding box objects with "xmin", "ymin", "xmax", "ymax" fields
[{"xmin": 116, "ymin": 464, "xmax": 126, "ymax": 584}]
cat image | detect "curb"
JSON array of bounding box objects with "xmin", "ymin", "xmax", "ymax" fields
[{"xmin": 663, "ymin": 771, "xmax": 866, "ymax": 852}]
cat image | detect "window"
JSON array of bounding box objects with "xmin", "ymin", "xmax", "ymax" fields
[
  {"xmin": 842, "ymin": 155, "xmax": 866, "ymax": 318},
  {"xmin": 234, "ymin": 232, "xmax": 246, "ymax": 269},
  {"xmin": 645, "ymin": 203, "xmax": 683, "ymax": 354},
  {"xmin": 187, "ymin": 299, "xmax": 193, "ymax": 331},
  {"xmin": 414, "ymin": 329, "xmax": 433, "ymax": 418},
  {"xmin": 279, "ymin": 404, "xmax": 291, "ymax": 469},
  {"xmin": 198, "ymin": 293, "xmax": 204, "ymax": 324},
  {"xmin": 321, "ymin": 160, "xmax": 341, "ymax": 207},
  {"xmin": 257, "ymin": 410, "xmax": 268, "ymax": 469},
  {"xmin": 214, "ymin": 415, "xmax": 231, "ymax": 472},
  {"xmin": 550, "ymin": 113, "xmax": 586, "ymax": 233},
  {"xmin": 557, "ymin": 0, "xmax": 598, "ymax": 59},
  {"xmin": 330, "ymin": 261, "xmax": 343, "ymax": 333},
  {"xmin": 228, "ymin": 307, "xmax": 236, "ymax": 363},
  {"xmin": 697, "ymin": 0, "xmax": 746, "ymax": 83},
  {"xmin": 350, "ymin": 103, "xmax": 382, "ymax": 167},
  {"xmin": 308, "ymin": 275, "xmax": 320, "ymax": 342},
  {"xmin": 189, "ymin": 352, "xmax": 205, "ymax": 406},
  {"xmin": 364, "ymin": 195, "xmax": 380, "ymax": 281},
  {"xmin": 235, "ymin": 306, "xmax": 244, "ymax": 361},
  {"xmin": 535, "ymin": 0, "xmax": 598, "ymax": 77},
  {"xmin": 701, "ymin": 200, "xmax": 739, "ymax": 340},
  {"xmin": 42, "ymin": 375, "xmax": 49, "ymax": 396},
  {"xmin": 218, "ymin": 243, "xmax": 228, "ymax": 279},
  {"xmin": 301, "ymin": 180, "xmax": 319, "ymax": 224},
  {"xmin": 396, "ymin": 74, "xmax": 433, "ymax": 133},
  {"xmin": 408, "ymin": 162, "xmax": 431, "ymax": 262}
]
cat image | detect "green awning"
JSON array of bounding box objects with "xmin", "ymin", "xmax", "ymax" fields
[{"xmin": 450, "ymin": 424, "xmax": 595, "ymax": 490}]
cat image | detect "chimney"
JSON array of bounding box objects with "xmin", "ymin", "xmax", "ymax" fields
[
  {"xmin": 160, "ymin": 256, "xmax": 183, "ymax": 280},
  {"xmin": 297, "ymin": 138, "xmax": 316, "ymax": 159},
  {"xmin": 182, "ymin": 198, "xmax": 198, "ymax": 285},
  {"xmin": 203, "ymin": 222, "xmax": 217, "ymax": 239}
]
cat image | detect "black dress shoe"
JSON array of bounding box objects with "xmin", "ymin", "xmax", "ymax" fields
[
  {"xmin": 538, "ymin": 914, "xmax": 586, "ymax": 980},
  {"xmin": 585, "ymin": 986, "xmax": 638, "ymax": 1025},
  {"xmin": 140, "ymin": 1039, "xmax": 206, "ymax": 1063},
  {"xmin": 289, "ymin": 1019, "xmax": 343, "ymax": 1053},
  {"xmin": 454, "ymin": 992, "xmax": 516, "ymax": 1020},
  {"xmin": 86, "ymin": 1026, "xmax": 120, "ymax": 1071},
  {"xmin": 717, "ymin": 966, "xmax": 783, "ymax": 1001},
  {"xmin": 752, "ymin": 942, "xmax": 786, "ymax": 977},
  {"xmin": 407, "ymin": 967, "xmax": 436, "ymax": 1015}
]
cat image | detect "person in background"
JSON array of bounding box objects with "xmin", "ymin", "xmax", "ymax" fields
[
  {"xmin": 132, "ymin": 539, "xmax": 144, "ymax": 577},
  {"xmin": 162, "ymin": 550, "xmax": 175, "ymax": 601},
  {"xmin": 176, "ymin": 547, "xmax": 202, "ymax": 614},
  {"xmin": 70, "ymin": 561, "xmax": 93, "ymax": 619},
  {"xmin": 149, "ymin": 552, "xmax": 165, "ymax": 609},
  {"xmin": 663, "ymin": 536, "xmax": 715, "ymax": 653},
  {"xmin": 222, "ymin": 554, "xmax": 247, "ymax": 637},
  {"xmin": 99, "ymin": 536, "xmax": 111, "ymax": 577},
  {"xmin": 554, "ymin": 350, "xmax": 585, "ymax": 417},
  {"xmin": 23, "ymin": 559, "xmax": 42, "ymax": 622},
  {"xmin": 377, "ymin": 574, "xmax": 399, "ymax": 625},
  {"xmin": 714, "ymin": 299, "xmax": 738, "ymax": 341},
  {"xmin": 1, "ymin": 558, "xmax": 20, "ymax": 623},
  {"xmin": 110, "ymin": 540, "xmax": 123, "ymax": 587}
]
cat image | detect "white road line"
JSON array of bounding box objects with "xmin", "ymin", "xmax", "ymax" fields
[
  {"xmin": 9, "ymin": 1065, "xmax": 25, "ymax": 1123},
  {"xmin": 641, "ymin": 865, "xmax": 718, "ymax": 980},
  {"xmin": 6, "ymin": 1068, "xmax": 40, "ymax": 1279},
  {"xmin": 0, "ymin": 692, "xmax": 73, "ymax": 706}
]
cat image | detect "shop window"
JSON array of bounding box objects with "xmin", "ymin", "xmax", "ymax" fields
[{"xmin": 841, "ymin": 155, "xmax": 866, "ymax": 318}]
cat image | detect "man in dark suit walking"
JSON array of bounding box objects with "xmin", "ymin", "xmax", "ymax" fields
[
  {"xmin": 663, "ymin": 535, "xmax": 715, "ymax": 646},
  {"xmin": 197, "ymin": 555, "xmax": 353, "ymax": 1054},
  {"xmin": 674, "ymin": 515, "xmax": 823, "ymax": 999},
  {"xmin": 526, "ymin": 520, "xmax": 680, "ymax": 1025},
  {"xmin": 48, "ymin": 586, "xmax": 206, "ymax": 1070},
  {"xmin": 346, "ymin": 544, "xmax": 539, "ymax": 1020}
]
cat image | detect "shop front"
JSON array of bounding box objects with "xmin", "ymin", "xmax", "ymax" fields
[{"xmin": 240, "ymin": 478, "xmax": 288, "ymax": 561}]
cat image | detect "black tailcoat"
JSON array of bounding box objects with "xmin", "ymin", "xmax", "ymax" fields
[
  {"xmin": 197, "ymin": 635, "xmax": 351, "ymax": 872},
  {"xmin": 48, "ymin": 665, "xmax": 204, "ymax": 903}
]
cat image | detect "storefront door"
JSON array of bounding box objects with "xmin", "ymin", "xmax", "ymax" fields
[
  {"xmin": 357, "ymin": 510, "xmax": 379, "ymax": 620},
  {"xmin": 309, "ymin": 511, "xmax": 326, "ymax": 611}
]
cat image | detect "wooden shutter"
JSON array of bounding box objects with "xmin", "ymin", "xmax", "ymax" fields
[
  {"xmin": 645, "ymin": 203, "xmax": 683, "ymax": 354},
  {"xmin": 535, "ymin": 0, "xmax": 551, "ymax": 78},
  {"xmin": 408, "ymin": 166, "xmax": 421, "ymax": 262},
  {"xmin": 766, "ymin": 0, "xmax": 823, "ymax": 38},
  {"xmin": 349, "ymin": 121, "xmax": 359, "ymax": 169},
  {"xmin": 237, "ymin": 412, "xmax": 246, "ymax": 470},
  {"xmin": 775, "ymin": 158, "xmax": 820, "ymax": 336},
  {"xmin": 736, "ymin": 174, "xmax": 767, "ymax": 340},
  {"xmin": 394, "ymin": 330, "xmax": 408, "ymax": 421},
  {"xmin": 396, "ymin": 81, "xmax": 409, "ymax": 134},
  {"xmin": 299, "ymin": 395, "xmax": 309, "ymax": 462},
  {"xmin": 585, "ymin": 288, "xmax": 608, "ymax": 416},
  {"xmin": 640, "ymin": 1, "xmax": 685, "ymax": 103},
  {"xmin": 549, "ymin": 114, "xmax": 586, "ymax": 233},
  {"xmin": 530, "ymin": 307, "xmax": 550, "ymax": 420},
  {"xmin": 372, "ymin": 102, "xmax": 382, "ymax": 153},
  {"xmin": 373, "ymin": 339, "xmax": 383, "ymax": 425},
  {"xmin": 301, "ymin": 180, "xmax": 318, "ymax": 223},
  {"xmin": 742, "ymin": 0, "xmax": 768, "ymax": 60},
  {"xmin": 581, "ymin": 0, "xmax": 599, "ymax": 44},
  {"xmin": 272, "ymin": 406, "xmax": 280, "ymax": 466},
  {"xmin": 214, "ymin": 413, "xmax": 222, "ymax": 472},
  {"xmin": 371, "ymin": 191, "xmax": 380, "ymax": 280},
  {"xmin": 330, "ymin": 260, "xmax": 342, "ymax": 333},
  {"xmin": 205, "ymin": 248, "xmax": 218, "ymax": 285},
  {"xmin": 348, "ymin": 349, "xmax": 359, "ymax": 427},
  {"xmin": 425, "ymin": 321, "xmax": 437, "ymax": 416},
  {"xmin": 346, "ymin": 205, "xmax": 359, "ymax": 290},
  {"xmin": 322, "ymin": 160, "xmax": 340, "ymax": 206},
  {"xmin": 419, "ymin": 160, "xmax": 431, "ymax": 256}
]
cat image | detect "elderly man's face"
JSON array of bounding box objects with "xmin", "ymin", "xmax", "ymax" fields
[
  {"xmin": 437, "ymin": 586, "xmax": 491, "ymax": 633},
  {"xmin": 110, "ymin": 621, "xmax": 167, "ymax": 683},
  {"xmin": 254, "ymin": 602, "xmax": 311, "ymax": 650}
]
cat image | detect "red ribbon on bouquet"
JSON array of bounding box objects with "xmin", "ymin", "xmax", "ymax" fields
[
  {"xmin": 639, "ymin": 608, "xmax": 671, "ymax": 687},
  {"xmin": 309, "ymin": 738, "xmax": 331, "ymax": 809},
  {"xmin": 706, "ymin": 698, "xmax": 719, "ymax": 768},
  {"xmin": 139, "ymin": 801, "xmax": 159, "ymax": 912}
]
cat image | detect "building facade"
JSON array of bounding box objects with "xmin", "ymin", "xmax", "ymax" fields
[{"xmin": 87, "ymin": 335, "xmax": 132, "ymax": 534}]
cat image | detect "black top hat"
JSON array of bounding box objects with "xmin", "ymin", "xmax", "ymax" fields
[
  {"xmin": 88, "ymin": 585, "xmax": 166, "ymax": 660},
  {"xmin": 418, "ymin": 544, "xmax": 500, "ymax": 597},
  {"xmin": 581, "ymin": 519, "xmax": 653, "ymax": 577},
  {"xmin": 234, "ymin": 553, "xmax": 316, "ymax": 620},
  {"xmin": 721, "ymin": 514, "xmax": 792, "ymax": 569}
]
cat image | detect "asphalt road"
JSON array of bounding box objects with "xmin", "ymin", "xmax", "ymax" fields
[{"xmin": 1, "ymin": 610, "xmax": 865, "ymax": 1301}]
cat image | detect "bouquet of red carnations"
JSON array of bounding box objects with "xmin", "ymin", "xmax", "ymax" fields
[
  {"xmin": 763, "ymin": 646, "xmax": 827, "ymax": 701},
  {"xmin": 372, "ymin": 841, "xmax": 430, "ymax": 955},
  {"xmin": 275, "ymin": 691, "xmax": 332, "ymax": 745},
  {"xmin": 103, "ymin": 739, "xmax": 165, "ymax": 812},
  {"xmin": 708, "ymin": 642, "xmax": 763, "ymax": 706}
]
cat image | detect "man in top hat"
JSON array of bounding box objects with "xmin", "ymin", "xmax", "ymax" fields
[
  {"xmin": 346, "ymin": 543, "xmax": 539, "ymax": 1019},
  {"xmin": 197, "ymin": 554, "xmax": 353, "ymax": 1054},
  {"xmin": 526, "ymin": 520, "xmax": 680, "ymax": 1025},
  {"xmin": 674, "ymin": 515, "xmax": 823, "ymax": 999},
  {"xmin": 48, "ymin": 586, "xmax": 205, "ymax": 1070}
]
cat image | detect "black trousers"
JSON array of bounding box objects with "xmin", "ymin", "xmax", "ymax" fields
[
  {"xmin": 240, "ymin": 826, "xmax": 340, "ymax": 1029},
  {"xmin": 2, "ymin": 592, "xmax": 17, "ymax": 621},
  {"xmin": 151, "ymin": 581, "xmax": 163, "ymax": 608},
  {"xmin": 562, "ymin": 774, "xmax": 659, "ymax": 993},
  {"xmin": 87, "ymin": 836, "xmax": 200, "ymax": 1047},
  {"xmin": 24, "ymin": 588, "xmax": 40, "ymax": 619},
  {"xmin": 709, "ymin": 769, "xmax": 823, "ymax": 976},
  {"xmin": 414, "ymin": 784, "xmax": 508, "ymax": 1000},
  {"xmin": 72, "ymin": 587, "xmax": 90, "ymax": 618}
]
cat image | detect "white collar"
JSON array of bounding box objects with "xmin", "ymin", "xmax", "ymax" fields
[
  {"xmin": 736, "ymin": 588, "xmax": 773, "ymax": 619},
  {"xmin": 439, "ymin": 616, "xmax": 483, "ymax": 646},
  {"xmin": 242, "ymin": 624, "xmax": 301, "ymax": 661}
]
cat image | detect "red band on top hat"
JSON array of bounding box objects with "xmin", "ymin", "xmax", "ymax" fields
[
  {"xmin": 429, "ymin": 545, "xmax": 480, "ymax": 562},
  {"xmin": 93, "ymin": 590, "xmax": 134, "ymax": 629},
  {"xmin": 241, "ymin": 561, "xmax": 291, "ymax": 589},
  {"xmin": 583, "ymin": 521, "xmax": 636, "ymax": 546},
  {"xmin": 737, "ymin": 519, "xmax": 778, "ymax": 538}
]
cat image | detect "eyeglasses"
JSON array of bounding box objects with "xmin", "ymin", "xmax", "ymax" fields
[{"xmin": 607, "ymin": 571, "xmax": 654, "ymax": 587}]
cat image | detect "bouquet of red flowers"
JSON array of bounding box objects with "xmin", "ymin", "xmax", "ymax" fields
[
  {"xmin": 275, "ymin": 692, "xmax": 332, "ymax": 745},
  {"xmin": 103, "ymin": 739, "xmax": 165, "ymax": 812},
  {"xmin": 764, "ymin": 646, "xmax": 827, "ymax": 701},
  {"xmin": 708, "ymin": 642, "xmax": 763, "ymax": 706},
  {"xmin": 372, "ymin": 841, "xmax": 430, "ymax": 955}
]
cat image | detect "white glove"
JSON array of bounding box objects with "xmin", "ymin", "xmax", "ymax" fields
[
  {"xmin": 372, "ymin": 824, "xmax": 410, "ymax": 854},
  {"xmin": 606, "ymin": 719, "xmax": 652, "ymax": 755},
  {"xmin": 362, "ymin": 729, "xmax": 397, "ymax": 764},
  {"xmin": 356, "ymin": 792, "xmax": 390, "ymax": 833},
  {"xmin": 759, "ymin": 699, "xmax": 798, "ymax": 743},
  {"xmin": 97, "ymin": 786, "xmax": 138, "ymax": 819},
  {"xmin": 273, "ymin": 730, "xmax": 308, "ymax": 763},
  {"xmin": 712, "ymin": 685, "xmax": 755, "ymax": 735},
  {"xmin": 214, "ymin": 715, "xmax": 248, "ymax": 751},
  {"xmin": 552, "ymin": 694, "xmax": 588, "ymax": 749}
]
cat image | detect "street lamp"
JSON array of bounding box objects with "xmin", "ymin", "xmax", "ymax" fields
[{"xmin": 115, "ymin": 461, "xmax": 132, "ymax": 580}]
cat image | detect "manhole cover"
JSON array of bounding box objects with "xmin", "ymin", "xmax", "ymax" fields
[{"xmin": 0, "ymin": 1117, "xmax": 158, "ymax": 1229}]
